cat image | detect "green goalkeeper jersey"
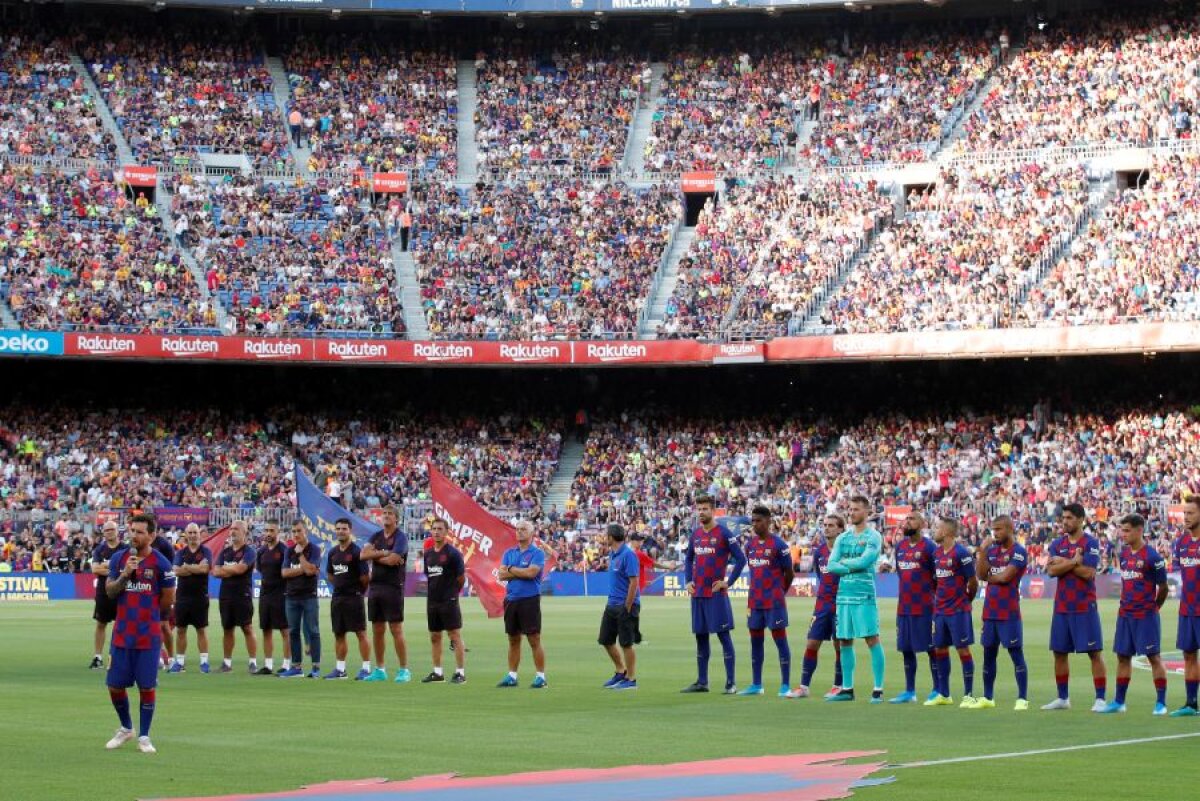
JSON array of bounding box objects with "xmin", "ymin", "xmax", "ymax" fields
[{"xmin": 827, "ymin": 526, "xmax": 882, "ymax": 606}]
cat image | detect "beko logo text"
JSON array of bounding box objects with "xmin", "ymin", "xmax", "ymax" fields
[{"xmin": 0, "ymin": 333, "xmax": 54, "ymax": 353}]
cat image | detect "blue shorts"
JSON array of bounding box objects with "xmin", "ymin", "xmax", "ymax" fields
[
  {"xmin": 691, "ymin": 595, "xmax": 735, "ymax": 635},
  {"xmin": 1049, "ymin": 608, "xmax": 1104, "ymax": 654},
  {"xmin": 747, "ymin": 603, "xmax": 789, "ymax": 631},
  {"xmin": 982, "ymin": 618, "xmax": 1024, "ymax": 649},
  {"xmin": 896, "ymin": 613, "xmax": 934, "ymax": 653},
  {"xmin": 1114, "ymin": 615, "xmax": 1161, "ymax": 657},
  {"xmin": 107, "ymin": 645, "xmax": 159, "ymax": 689},
  {"xmin": 807, "ymin": 610, "xmax": 836, "ymax": 641},
  {"xmin": 1177, "ymin": 616, "xmax": 1200, "ymax": 654},
  {"xmin": 835, "ymin": 603, "xmax": 880, "ymax": 640},
  {"xmin": 933, "ymin": 611, "xmax": 975, "ymax": 648}
]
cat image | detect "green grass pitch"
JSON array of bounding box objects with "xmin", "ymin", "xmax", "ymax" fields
[{"xmin": 2, "ymin": 597, "xmax": 1197, "ymax": 801}]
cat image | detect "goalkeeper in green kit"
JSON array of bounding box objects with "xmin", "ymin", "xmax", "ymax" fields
[{"xmin": 825, "ymin": 495, "xmax": 887, "ymax": 703}]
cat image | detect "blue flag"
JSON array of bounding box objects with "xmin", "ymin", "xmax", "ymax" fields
[{"xmin": 295, "ymin": 467, "xmax": 382, "ymax": 548}]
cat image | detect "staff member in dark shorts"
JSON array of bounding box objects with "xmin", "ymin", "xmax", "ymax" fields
[
  {"xmin": 89, "ymin": 521, "xmax": 123, "ymax": 670},
  {"xmin": 279, "ymin": 521, "xmax": 322, "ymax": 678},
  {"xmin": 497, "ymin": 520, "xmax": 547, "ymax": 689},
  {"xmin": 170, "ymin": 523, "xmax": 212, "ymax": 673},
  {"xmin": 362, "ymin": 506, "xmax": 411, "ymax": 683},
  {"xmin": 422, "ymin": 518, "xmax": 466, "ymax": 684},
  {"xmin": 599, "ymin": 524, "xmax": 641, "ymax": 690},
  {"xmin": 256, "ymin": 522, "xmax": 291, "ymax": 676},
  {"xmin": 325, "ymin": 518, "xmax": 371, "ymax": 680},
  {"xmin": 212, "ymin": 520, "xmax": 259, "ymax": 674}
]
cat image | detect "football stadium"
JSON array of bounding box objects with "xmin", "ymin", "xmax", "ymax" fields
[{"xmin": 3, "ymin": 0, "xmax": 1200, "ymax": 798}]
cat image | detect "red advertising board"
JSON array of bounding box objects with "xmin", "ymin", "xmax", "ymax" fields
[
  {"xmin": 65, "ymin": 334, "xmax": 314, "ymax": 361},
  {"xmin": 122, "ymin": 166, "xmax": 158, "ymax": 187},
  {"xmin": 883, "ymin": 505, "xmax": 912, "ymax": 530},
  {"xmin": 573, "ymin": 340, "xmax": 709, "ymax": 365},
  {"xmin": 372, "ymin": 172, "xmax": 409, "ymax": 194},
  {"xmin": 681, "ymin": 171, "xmax": 717, "ymax": 193},
  {"xmin": 712, "ymin": 342, "xmax": 765, "ymax": 365}
]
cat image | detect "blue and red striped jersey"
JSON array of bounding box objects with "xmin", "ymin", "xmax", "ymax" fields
[
  {"xmin": 1049, "ymin": 534, "xmax": 1101, "ymax": 614},
  {"xmin": 108, "ymin": 548, "xmax": 176, "ymax": 650},
  {"xmin": 810, "ymin": 536, "xmax": 839, "ymax": 615},
  {"xmin": 684, "ymin": 524, "xmax": 746, "ymax": 599},
  {"xmin": 745, "ymin": 535, "xmax": 791, "ymax": 610},
  {"xmin": 933, "ymin": 542, "xmax": 975, "ymax": 616},
  {"xmin": 982, "ymin": 542, "xmax": 1027, "ymax": 621},
  {"xmin": 1118, "ymin": 545, "xmax": 1167, "ymax": 619},
  {"xmin": 1173, "ymin": 533, "xmax": 1200, "ymax": 617},
  {"xmin": 895, "ymin": 536, "xmax": 937, "ymax": 616}
]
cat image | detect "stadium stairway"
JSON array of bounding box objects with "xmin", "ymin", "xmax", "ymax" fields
[
  {"xmin": 69, "ymin": 53, "xmax": 135, "ymax": 165},
  {"xmin": 933, "ymin": 50, "xmax": 1018, "ymax": 160},
  {"xmin": 156, "ymin": 185, "xmax": 233, "ymax": 333},
  {"xmin": 391, "ymin": 242, "xmax": 429, "ymax": 339},
  {"xmin": 456, "ymin": 61, "xmax": 479, "ymax": 186},
  {"xmin": 621, "ymin": 62, "xmax": 666, "ymax": 177},
  {"xmin": 0, "ymin": 297, "xmax": 18, "ymax": 329},
  {"xmin": 265, "ymin": 56, "xmax": 311, "ymax": 174},
  {"xmin": 541, "ymin": 435, "xmax": 586, "ymax": 518},
  {"xmin": 640, "ymin": 223, "xmax": 695, "ymax": 338}
]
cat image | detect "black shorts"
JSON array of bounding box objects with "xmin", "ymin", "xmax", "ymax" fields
[
  {"xmin": 219, "ymin": 597, "xmax": 254, "ymax": 630},
  {"xmin": 503, "ymin": 596, "xmax": 542, "ymax": 637},
  {"xmin": 93, "ymin": 593, "xmax": 117, "ymax": 624},
  {"xmin": 367, "ymin": 585, "xmax": 405, "ymax": 624},
  {"xmin": 598, "ymin": 603, "xmax": 641, "ymax": 648},
  {"xmin": 258, "ymin": 593, "xmax": 288, "ymax": 631},
  {"xmin": 175, "ymin": 596, "xmax": 210, "ymax": 629},
  {"xmin": 427, "ymin": 600, "xmax": 463, "ymax": 633},
  {"xmin": 331, "ymin": 595, "xmax": 366, "ymax": 636}
]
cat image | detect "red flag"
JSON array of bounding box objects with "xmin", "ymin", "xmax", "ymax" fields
[
  {"xmin": 427, "ymin": 463, "xmax": 557, "ymax": 618},
  {"xmin": 202, "ymin": 524, "xmax": 232, "ymax": 557}
]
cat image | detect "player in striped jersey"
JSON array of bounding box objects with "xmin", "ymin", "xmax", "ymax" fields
[
  {"xmin": 975, "ymin": 515, "xmax": 1029, "ymax": 710},
  {"xmin": 1171, "ymin": 496, "xmax": 1200, "ymax": 716},
  {"xmin": 786, "ymin": 514, "xmax": 843, "ymax": 699},
  {"xmin": 739, "ymin": 506, "xmax": 794, "ymax": 697}
]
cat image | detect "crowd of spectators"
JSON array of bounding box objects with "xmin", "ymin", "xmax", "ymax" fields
[
  {"xmin": 0, "ymin": 30, "xmax": 117, "ymax": 162},
  {"xmin": 0, "ymin": 167, "xmax": 215, "ymax": 332},
  {"xmin": 284, "ymin": 36, "xmax": 458, "ymax": 176},
  {"xmin": 475, "ymin": 46, "xmax": 643, "ymax": 176},
  {"xmin": 956, "ymin": 10, "xmax": 1200, "ymax": 154},
  {"xmin": 411, "ymin": 180, "xmax": 677, "ymax": 339},
  {"xmin": 80, "ymin": 26, "xmax": 291, "ymax": 170},
  {"xmin": 169, "ymin": 173, "xmax": 404, "ymax": 336},
  {"xmin": 645, "ymin": 45, "xmax": 801, "ymax": 175},
  {"xmin": 820, "ymin": 163, "xmax": 1089, "ymax": 334},
  {"xmin": 1017, "ymin": 154, "xmax": 1200, "ymax": 327},
  {"xmin": 802, "ymin": 30, "xmax": 994, "ymax": 166}
]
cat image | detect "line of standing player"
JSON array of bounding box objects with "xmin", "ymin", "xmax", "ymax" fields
[{"xmin": 679, "ymin": 494, "xmax": 1200, "ymax": 717}]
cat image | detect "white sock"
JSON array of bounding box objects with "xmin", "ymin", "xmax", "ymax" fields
[
  {"xmin": 94, "ymin": 653, "xmax": 102, "ymax": 661},
  {"xmin": 536, "ymin": 672, "xmax": 546, "ymax": 681},
  {"xmin": 265, "ymin": 658, "xmax": 274, "ymax": 671},
  {"xmin": 508, "ymin": 671, "xmax": 518, "ymax": 680},
  {"xmin": 281, "ymin": 659, "xmax": 291, "ymax": 670},
  {"xmin": 433, "ymin": 666, "xmax": 444, "ymax": 676},
  {"xmin": 336, "ymin": 660, "xmax": 346, "ymax": 672},
  {"xmin": 222, "ymin": 658, "xmax": 232, "ymax": 668},
  {"xmin": 199, "ymin": 653, "xmax": 209, "ymax": 665},
  {"xmin": 249, "ymin": 659, "xmax": 257, "ymax": 669},
  {"xmin": 362, "ymin": 661, "xmax": 372, "ymax": 672},
  {"xmin": 176, "ymin": 654, "xmax": 186, "ymax": 666},
  {"xmin": 455, "ymin": 668, "xmax": 465, "ymax": 676}
]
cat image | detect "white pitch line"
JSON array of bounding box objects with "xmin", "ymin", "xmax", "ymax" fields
[{"xmin": 892, "ymin": 732, "xmax": 1200, "ymax": 769}]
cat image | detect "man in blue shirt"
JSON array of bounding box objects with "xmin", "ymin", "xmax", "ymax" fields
[
  {"xmin": 599, "ymin": 524, "xmax": 641, "ymax": 691},
  {"xmin": 497, "ymin": 520, "xmax": 547, "ymax": 689}
]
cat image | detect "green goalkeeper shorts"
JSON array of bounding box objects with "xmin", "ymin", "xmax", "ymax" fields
[{"xmin": 835, "ymin": 603, "xmax": 880, "ymax": 640}]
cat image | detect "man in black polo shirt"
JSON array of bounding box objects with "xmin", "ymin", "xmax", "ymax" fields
[
  {"xmin": 169, "ymin": 523, "xmax": 212, "ymax": 673},
  {"xmin": 212, "ymin": 520, "xmax": 259, "ymax": 674},
  {"xmin": 361, "ymin": 506, "xmax": 411, "ymax": 683},
  {"xmin": 422, "ymin": 518, "xmax": 466, "ymax": 684},
  {"xmin": 255, "ymin": 522, "xmax": 291, "ymax": 676},
  {"xmin": 279, "ymin": 521, "xmax": 322, "ymax": 678},
  {"xmin": 325, "ymin": 518, "xmax": 371, "ymax": 680},
  {"xmin": 89, "ymin": 521, "xmax": 122, "ymax": 670}
]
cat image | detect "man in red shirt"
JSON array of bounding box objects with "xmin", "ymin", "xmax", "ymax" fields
[{"xmin": 630, "ymin": 533, "xmax": 675, "ymax": 593}]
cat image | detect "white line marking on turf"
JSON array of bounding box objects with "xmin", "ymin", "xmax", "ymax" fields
[{"xmin": 892, "ymin": 732, "xmax": 1200, "ymax": 768}]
